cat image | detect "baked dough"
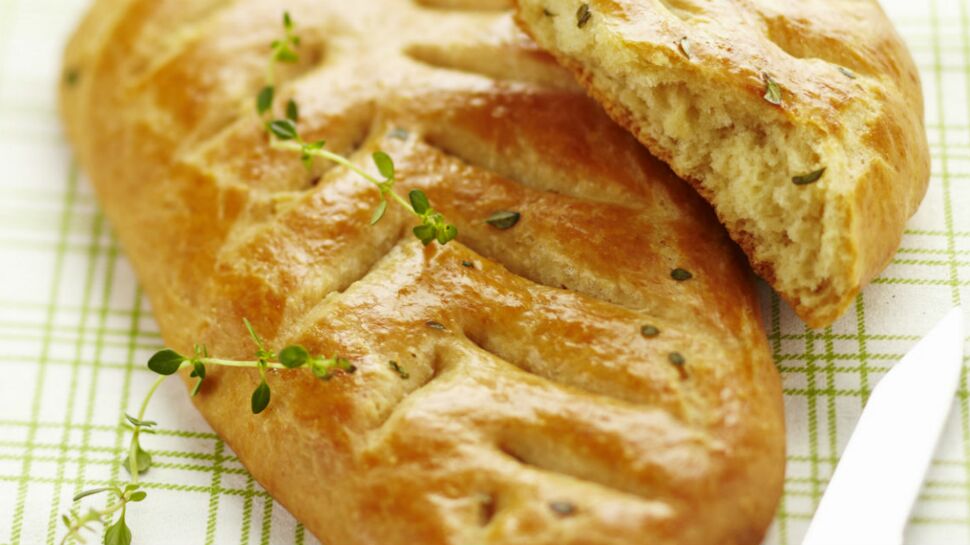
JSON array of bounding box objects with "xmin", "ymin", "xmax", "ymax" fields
[
  {"xmin": 514, "ymin": 0, "xmax": 930, "ymax": 328},
  {"xmin": 60, "ymin": 0, "xmax": 784, "ymax": 543}
]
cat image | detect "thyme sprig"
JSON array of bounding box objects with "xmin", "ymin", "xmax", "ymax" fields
[
  {"xmin": 260, "ymin": 12, "xmax": 457, "ymax": 246},
  {"xmin": 148, "ymin": 318, "xmax": 356, "ymax": 415},
  {"xmin": 267, "ymin": 126, "xmax": 457, "ymax": 245},
  {"xmin": 59, "ymin": 483, "xmax": 145, "ymax": 545},
  {"xmin": 762, "ymin": 72, "xmax": 782, "ymax": 105},
  {"xmin": 255, "ymin": 12, "xmax": 301, "ymax": 119},
  {"xmin": 61, "ymin": 318, "xmax": 350, "ymax": 544},
  {"xmin": 59, "ymin": 374, "xmax": 165, "ymax": 545}
]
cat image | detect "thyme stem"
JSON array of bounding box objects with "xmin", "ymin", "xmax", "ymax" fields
[
  {"xmin": 271, "ymin": 140, "xmax": 419, "ymax": 217},
  {"xmin": 128, "ymin": 374, "xmax": 166, "ymax": 485}
]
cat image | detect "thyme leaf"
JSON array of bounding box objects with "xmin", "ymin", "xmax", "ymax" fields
[
  {"xmin": 486, "ymin": 211, "xmax": 521, "ymax": 230},
  {"xmin": 147, "ymin": 349, "xmax": 184, "ymax": 375},
  {"xmin": 762, "ymin": 73, "xmax": 782, "ymax": 106},
  {"xmin": 677, "ymin": 37, "xmax": 692, "ymax": 60},
  {"xmin": 389, "ymin": 361, "xmax": 410, "ymax": 379},
  {"xmin": 257, "ymin": 85, "xmax": 275, "ymax": 115},
  {"xmin": 792, "ymin": 168, "xmax": 826, "ymax": 186},
  {"xmin": 251, "ymin": 380, "xmax": 271, "ymax": 414},
  {"xmin": 257, "ymin": 14, "xmax": 457, "ymax": 246},
  {"xmin": 577, "ymin": 3, "xmax": 591, "ymax": 27},
  {"xmin": 549, "ymin": 501, "xmax": 577, "ymax": 517},
  {"xmin": 671, "ymin": 268, "xmax": 693, "ymax": 281}
]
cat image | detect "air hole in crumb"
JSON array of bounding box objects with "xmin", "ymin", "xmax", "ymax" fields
[
  {"xmin": 477, "ymin": 493, "xmax": 497, "ymax": 525},
  {"xmin": 301, "ymin": 41, "xmax": 326, "ymax": 67}
]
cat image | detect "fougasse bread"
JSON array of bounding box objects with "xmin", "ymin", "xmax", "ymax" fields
[
  {"xmin": 514, "ymin": 0, "xmax": 930, "ymax": 328},
  {"xmin": 60, "ymin": 0, "xmax": 784, "ymax": 544}
]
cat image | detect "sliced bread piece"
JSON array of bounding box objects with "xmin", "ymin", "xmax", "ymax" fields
[{"xmin": 514, "ymin": 0, "xmax": 930, "ymax": 327}]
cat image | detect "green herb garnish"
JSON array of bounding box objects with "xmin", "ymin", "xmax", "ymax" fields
[
  {"xmin": 189, "ymin": 345, "xmax": 208, "ymax": 396},
  {"xmin": 58, "ymin": 12, "xmax": 449, "ymax": 545},
  {"xmin": 286, "ymin": 98, "xmax": 299, "ymax": 122},
  {"xmin": 103, "ymin": 510, "xmax": 133, "ymax": 545},
  {"xmin": 640, "ymin": 325, "xmax": 660, "ymax": 338},
  {"xmin": 255, "ymin": 12, "xmax": 299, "ymax": 118},
  {"xmin": 61, "ymin": 317, "xmax": 355, "ymax": 544},
  {"xmin": 147, "ymin": 348, "xmax": 183, "ymax": 375},
  {"xmin": 576, "ymin": 3, "xmax": 591, "ymax": 27},
  {"xmin": 668, "ymin": 352, "xmax": 688, "ymax": 379},
  {"xmin": 251, "ymin": 380, "xmax": 271, "ymax": 414},
  {"xmin": 677, "ymin": 37, "xmax": 692, "ymax": 60},
  {"xmin": 671, "ymin": 268, "xmax": 693, "ymax": 281},
  {"xmin": 256, "ymin": 15, "xmax": 456, "ymax": 246},
  {"xmin": 486, "ymin": 211, "xmax": 521, "ymax": 230},
  {"xmin": 60, "ymin": 484, "xmax": 144, "ymax": 545},
  {"xmin": 256, "ymin": 85, "xmax": 275, "ymax": 115},
  {"xmin": 150, "ymin": 318, "xmax": 357, "ymax": 415},
  {"xmin": 549, "ymin": 501, "xmax": 577, "ymax": 517},
  {"xmin": 462, "ymin": 260, "xmax": 474, "ymax": 268},
  {"xmin": 425, "ymin": 320, "xmax": 447, "ymax": 331},
  {"xmin": 59, "ymin": 370, "xmax": 164, "ymax": 545},
  {"xmin": 838, "ymin": 66, "xmax": 857, "ymax": 80},
  {"xmin": 271, "ymin": 11, "xmax": 301, "ymax": 65},
  {"xmin": 389, "ymin": 361, "xmax": 410, "ymax": 379},
  {"xmin": 762, "ymin": 73, "xmax": 782, "ymax": 106},
  {"xmin": 64, "ymin": 68, "xmax": 80, "ymax": 87},
  {"xmin": 792, "ymin": 168, "xmax": 826, "ymax": 186},
  {"xmin": 268, "ymin": 118, "xmax": 300, "ymax": 140}
]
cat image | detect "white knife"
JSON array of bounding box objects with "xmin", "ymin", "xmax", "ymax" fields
[{"xmin": 801, "ymin": 307, "xmax": 965, "ymax": 545}]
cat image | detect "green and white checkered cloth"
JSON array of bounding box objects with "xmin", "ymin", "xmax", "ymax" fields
[{"xmin": 1, "ymin": 0, "xmax": 968, "ymax": 543}]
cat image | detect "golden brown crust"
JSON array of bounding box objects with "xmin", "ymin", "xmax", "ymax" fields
[
  {"xmin": 513, "ymin": 0, "xmax": 930, "ymax": 328},
  {"xmin": 60, "ymin": 0, "xmax": 784, "ymax": 543}
]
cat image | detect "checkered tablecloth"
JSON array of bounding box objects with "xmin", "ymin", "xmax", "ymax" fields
[{"xmin": 2, "ymin": 0, "xmax": 969, "ymax": 544}]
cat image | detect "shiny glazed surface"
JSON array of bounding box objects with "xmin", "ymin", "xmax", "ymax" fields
[{"xmin": 60, "ymin": 0, "xmax": 785, "ymax": 543}]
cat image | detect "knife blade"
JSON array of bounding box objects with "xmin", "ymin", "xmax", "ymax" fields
[{"xmin": 801, "ymin": 307, "xmax": 965, "ymax": 545}]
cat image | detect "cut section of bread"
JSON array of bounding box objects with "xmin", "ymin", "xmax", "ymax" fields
[
  {"xmin": 60, "ymin": 1, "xmax": 784, "ymax": 544},
  {"xmin": 514, "ymin": 0, "xmax": 930, "ymax": 328}
]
